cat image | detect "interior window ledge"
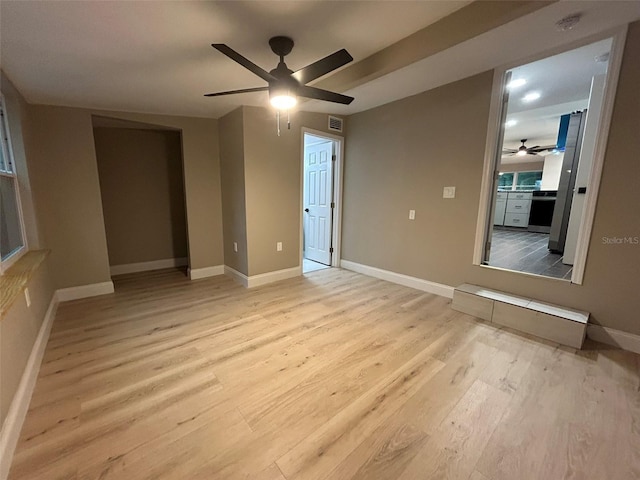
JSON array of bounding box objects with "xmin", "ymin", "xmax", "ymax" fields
[{"xmin": 0, "ymin": 250, "xmax": 50, "ymax": 317}]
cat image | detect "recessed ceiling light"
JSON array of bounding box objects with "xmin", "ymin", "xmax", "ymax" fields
[
  {"xmin": 555, "ymin": 13, "xmax": 582, "ymax": 32},
  {"xmin": 505, "ymin": 119, "xmax": 518, "ymax": 128},
  {"xmin": 522, "ymin": 92, "xmax": 541, "ymax": 102},
  {"xmin": 507, "ymin": 78, "xmax": 527, "ymax": 89}
]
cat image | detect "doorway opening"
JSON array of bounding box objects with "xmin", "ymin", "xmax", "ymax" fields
[
  {"xmin": 92, "ymin": 116, "xmax": 189, "ymax": 284},
  {"xmin": 301, "ymin": 130, "xmax": 343, "ymax": 274},
  {"xmin": 475, "ymin": 29, "xmax": 626, "ymax": 283}
]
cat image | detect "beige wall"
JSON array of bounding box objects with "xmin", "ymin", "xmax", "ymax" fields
[
  {"xmin": 243, "ymin": 106, "xmax": 302, "ymax": 276},
  {"xmin": 0, "ymin": 260, "xmax": 54, "ymax": 426},
  {"xmin": 218, "ymin": 105, "xmax": 344, "ymax": 277},
  {"xmin": 219, "ymin": 108, "xmax": 248, "ymax": 275},
  {"xmin": 94, "ymin": 128, "xmax": 187, "ymax": 266},
  {"xmin": 0, "ymin": 74, "xmax": 55, "ymax": 428},
  {"xmin": 24, "ymin": 107, "xmax": 223, "ymax": 288},
  {"xmin": 27, "ymin": 106, "xmax": 112, "ymax": 288},
  {"xmin": 242, "ymin": 106, "xmax": 344, "ymax": 276},
  {"xmin": 343, "ymin": 20, "xmax": 640, "ymax": 335},
  {"xmin": 90, "ymin": 111, "xmax": 223, "ymax": 271},
  {"xmin": 343, "ymin": 71, "xmax": 493, "ymax": 283}
]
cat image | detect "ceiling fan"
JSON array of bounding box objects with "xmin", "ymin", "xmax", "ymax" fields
[
  {"xmin": 205, "ymin": 36, "xmax": 355, "ymax": 109},
  {"xmin": 503, "ymin": 139, "xmax": 556, "ymax": 156}
]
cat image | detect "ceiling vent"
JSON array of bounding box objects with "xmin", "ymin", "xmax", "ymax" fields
[{"xmin": 328, "ymin": 115, "xmax": 343, "ymax": 133}]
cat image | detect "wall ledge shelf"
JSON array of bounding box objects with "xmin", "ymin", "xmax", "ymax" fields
[
  {"xmin": 0, "ymin": 250, "xmax": 50, "ymax": 317},
  {"xmin": 452, "ymin": 283, "xmax": 588, "ymax": 349}
]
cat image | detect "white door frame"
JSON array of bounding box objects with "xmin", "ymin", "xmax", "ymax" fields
[
  {"xmin": 300, "ymin": 127, "xmax": 344, "ymax": 268},
  {"xmin": 473, "ymin": 25, "xmax": 628, "ymax": 285}
]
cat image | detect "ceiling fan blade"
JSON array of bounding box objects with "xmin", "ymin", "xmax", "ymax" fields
[
  {"xmin": 292, "ymin": 49, "xmax": 353, "ymax": 85},
  {"xmin": 298, "ymin": 85, "xmax": 354, "ymax": 105},
  {"xmin": 529, "ymin": 145, "xmax": 556, "ymax": 153},
  {"xmin": 204, "ymin": 87, "xmax": 269, "ymax": 97},
  {"xmin": 212, "ymin": 44, "xmax": 276, "ymax": 83}
]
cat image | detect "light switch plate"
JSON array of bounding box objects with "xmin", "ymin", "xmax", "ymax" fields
[
  {"xmin": 233, "ymin": 242, "xmax": 238, "ymax": 252},
  {"xmin": 443, "ymin": 186, "xmax": 456, "ymax": 199},
  {"xmin": 277, "ymin": 242, "xmax": 283, "ymax": 252},
  {"xmin": 409, "ymin": 209, "xmax": 415, "ymax": 220}
]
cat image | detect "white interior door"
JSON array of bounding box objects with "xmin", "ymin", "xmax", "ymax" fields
[{"xmin": 303, "ymin": 140, "xmax": 333, "ymax": 265}]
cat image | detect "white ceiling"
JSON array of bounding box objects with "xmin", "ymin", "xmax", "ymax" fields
[
  {"xmin": 0, "ymin": 0, "xmax": 469, "ymax": 118},
  {"xmin": 1, "ymin": 1, "xmax": 639, "ymax": 120},
  {"xmin": 503, "ymin": 37, "xmax": 612, "ymax": 151},
  {"xmin": 309, "ymin": 1, "xmax": 639, "ymax": 116}
]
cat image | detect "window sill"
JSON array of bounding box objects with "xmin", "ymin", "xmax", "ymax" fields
[{"xmin": 0, "ymin": 250, "xmax": 50, "ymax": 318}]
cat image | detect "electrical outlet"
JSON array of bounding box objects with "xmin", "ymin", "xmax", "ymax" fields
[
  {"xmin": 233, "ymin": 241, "xmax": 238, "ymax": 253},
  {"xmin": 24, "ymin": 288, "xmax": 31, "ymax": 307},
  {"xmin": 443, "ymin": 186, "xmax": 456, "ymax": 199},
  {"xmin": 277, "ymin": 242, "xmax": 283, "ymax": 252},
  {"xmin": 409, "ymin": 209, "xmax": 416, "ymax": 220}
]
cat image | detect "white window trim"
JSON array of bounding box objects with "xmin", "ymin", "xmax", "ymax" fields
[
  {"xmin": 473, "ymin": 25, "xmax": 628, "ymax": 285},
  {"xmin": 0, "ymin": 93, "xmax": 28, "ymax": 274}
]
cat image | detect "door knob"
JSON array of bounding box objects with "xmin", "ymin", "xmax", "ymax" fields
[{"xmin": 304, "ymin": 208, "xmax": 309, "ymax": 213}]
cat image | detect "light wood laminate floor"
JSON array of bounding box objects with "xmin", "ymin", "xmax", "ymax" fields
[{"xmin": 8, "ymin": 268, "xmax": 640, "ymax": 480}]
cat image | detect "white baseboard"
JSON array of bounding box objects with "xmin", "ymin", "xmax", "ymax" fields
[
  {"xmin": 56, "ymin": 281, "xmax": 114, "ymax": 302},
  {"xmin": 224, "ymin": 265, "xmax": 301, "ymax": 288},
  {"xmin": 224, "ymin": 265, "xmax": 249, "ymax": 288},
  {"xmin": 587, "ymin": 325, "xmax": 640, "ymax": 354},
  {"xmin": 0, "ymin": 294, "xmax": 58, "ymax": 480},
  {"xmin": 188, "ymin": 265, "xmax": 224, "ymax": 280},
  {"xmin": 247, "ymin": 266, "xmax": 301, "ymax": 288},
  {"xmin": 110, "ymin": 257, "xmax": 187, "ymax": 276},
  {"xmin": 340, "ymin": 260, "xmax": 454, "ymax": 299}
]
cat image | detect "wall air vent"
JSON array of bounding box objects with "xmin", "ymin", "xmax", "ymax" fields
[{"xmin": 328, "ymin": 115, "xmax": 343, "ymax": 133}]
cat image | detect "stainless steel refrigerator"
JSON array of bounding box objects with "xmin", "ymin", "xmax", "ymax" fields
[{"xmin": 549, "ymin": 110, "xmax": 587, "ymax": 254}]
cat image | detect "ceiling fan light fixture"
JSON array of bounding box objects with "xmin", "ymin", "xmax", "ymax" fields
[
  {"xmin": 206, "ymin": 37, "xmax": 354, "ymax": 137},
  {"xmin": 516, "ymin": 140, "xmax": 528, "ymax": 156},
  {"xmin": 270, "ymin": 93, "xmax": 297, "ymax": 110}
]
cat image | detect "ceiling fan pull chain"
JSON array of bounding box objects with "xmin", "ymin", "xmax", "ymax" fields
[
  {"xmin": 287, "ymin": 110, "xmax": 291, "ymax": 130},
  {"xmin": 276, "ymin": 110, "xmax": 281, "ymax": 137}
]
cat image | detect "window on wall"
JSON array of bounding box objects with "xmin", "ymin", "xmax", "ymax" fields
[
  {"xmin": 497, "ymin": 172, "xmax": 515, "ymax": 189},
  {"xmin": 0, "ymin": 94, "xmax": 26, "ymax": 272},
  {"xmin": 515, "ymin": 171, "xmax": 543, "ymax": 190},
  {"xmin": 498, "ymin": 171, "xmax": 543, "ymax": 191}
]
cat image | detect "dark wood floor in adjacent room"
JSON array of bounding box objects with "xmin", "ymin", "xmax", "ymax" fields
[{"xmin": 8, "ymin": 267, "xmax": 639, "ymax": 480}]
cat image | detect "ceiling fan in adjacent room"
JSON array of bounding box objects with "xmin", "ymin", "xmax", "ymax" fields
[
  {"xmin": 205, "ymin": 36, "xmax": 355, "ymax": 109},
  {"xmin": 503, "ymin": 139, "xmax": 556, "ymax": 156}
]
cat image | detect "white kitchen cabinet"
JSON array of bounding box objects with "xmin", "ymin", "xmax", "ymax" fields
[
  {"xmin": 504, "ymin": 192, "xmax": 532, "ymax": 227},
  {"xmin": 508, "ymin": 192, "xmax": 532, "ymax": 201},
  {"xmin": 504, "ymin": 212, "xmax": 529, "ymax": 227},
  {"xmin": 506, "ymin": 199, "xmax": 531, "ymax": 215},
  {"xmin": 494, "ymin": 192, "xmax": 507, "ymax": 226}
]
